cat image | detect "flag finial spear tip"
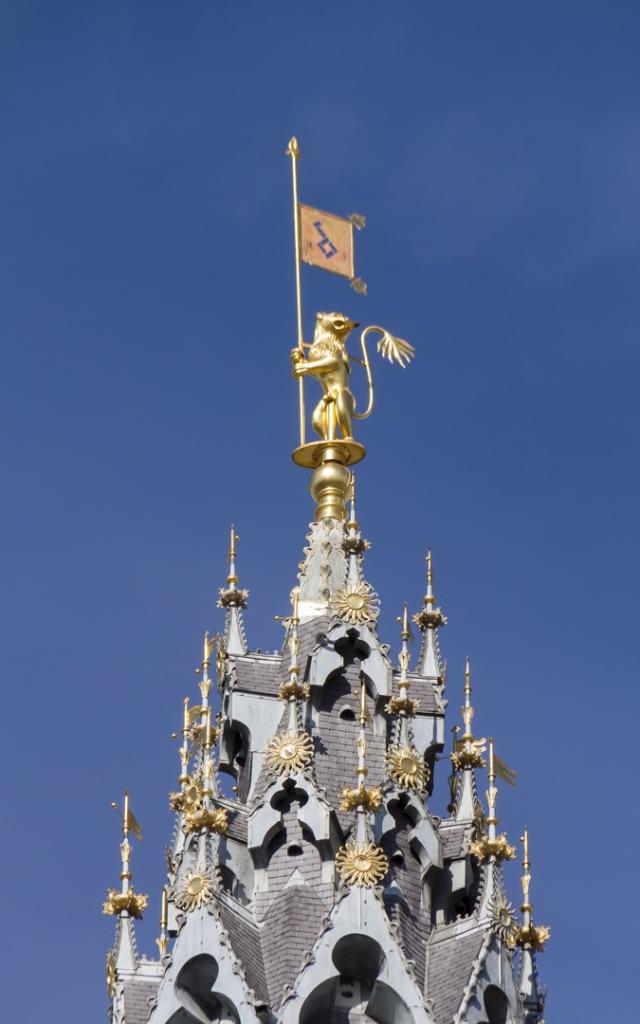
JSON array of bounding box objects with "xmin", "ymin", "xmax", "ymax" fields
[{"xmin": 286, "ymin": 136, "xmax": 300, "ymax": 157}]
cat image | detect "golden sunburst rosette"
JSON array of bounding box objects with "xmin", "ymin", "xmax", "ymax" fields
[
  {"xmin": 386, "ymin": 744, "xmax": 427, "ymax": 790},
  {"xmin": 488, "ymin": 893, "xmax": 518, "ymax": 947},
  {"xmin": 336, "ymin": 840, "xmax": 389, "ymax": 887},
  {"xmin": 265, "ymin": 730, "xmax": 314, "ymax": 775},
  {"xmin": 330, "ymin": 582, "xmax": 380, "ymax": 625},
  {"xmin": 175, "ymin": 870, "xmax": 214, "ymax": 912}
]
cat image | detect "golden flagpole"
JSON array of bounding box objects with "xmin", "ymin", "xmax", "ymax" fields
[{"xmin": 286, "ymin": 136, "xmax": 306, "ymax": 446}]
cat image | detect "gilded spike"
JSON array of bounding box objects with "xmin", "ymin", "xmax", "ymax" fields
[
  {"xmin": 217, "ymin": 525, "xmax": 249, "ymax": 608},
  {"xmin": 451, "ymin": 657, "xmax": 486, "ymax": 771},
  {"xmin": 102, "ymin": 791, "xmax": 148, "ymax": 918},
  {"xmin": 267, "ymin": 588, "xmax": 313, "ymax": 774},
  {"xmin": 413, "ymin": 549, "xmax": 447, "ymax": 631},
  {"xmin": 339, "ymin": 677, "xmax": 383, "ymax": 813},
  {"xmin": 469, "ymin": 739, "xmax": 516, "ymax": 863},
  {"xmin": 155, "ymin": 886, "xmax": 169, "ymax": 957},
  {"xmin": 512, "ymin": 828, "xmax": 551, "ymax": 951},
  {"xmin": 385, "ymin": 603, "xmax": 419, "ymax": 716}
]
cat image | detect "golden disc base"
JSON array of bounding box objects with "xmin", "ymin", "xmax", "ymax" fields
[
  {"xmin": 292, "ymin": 439, "xmax": 366, "ymax": 469},
  {"xmin": 292, "ymin": 440, "xmax": 366, "ymax": 521}
]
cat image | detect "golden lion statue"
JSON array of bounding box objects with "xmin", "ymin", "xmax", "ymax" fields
[{"xmin": 291, "ymin": 311, "xmax": 415, "ymax": 442}]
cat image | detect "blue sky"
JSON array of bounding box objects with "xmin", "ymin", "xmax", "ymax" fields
[{"xmin": 2, "ymin": 4, "xmax": 638, "ymax": 1021}]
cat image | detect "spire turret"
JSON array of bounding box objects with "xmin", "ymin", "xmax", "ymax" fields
[
  {"xmin": 449, "ymin": 657, "xmax": 485, "ymax": 821},
  {"xmin": 336, "ymin": 676, "xmax": 389, "ymax": 887},
  {"xmin": 265, "ymin": 587, "xmax": 314, "ymax": 774},
  {"xmin": 169, "ymin": 696, "xmax": 228, "ymax": 835},
  {"xmin": 102, "ymin": 791, "xmax": 148, "ymax": 998},
  {"xmin": 342, "ymin": 475, "xmax": 370, "ymax": 585},
  {"xmin": 469, "ymin": 737, "xmax": 517, "ymax": 862},
  {"xmin": 217, "ymin": 525, "xmax": 248, "ymax": 655},
  {"xmin": 102, "ymin": 792, "xmax": 148, "ymax": 921},
  {"xmin": 413, "ymin": 549, "xmax": 447, "ymax": 678},
  {"xmin": 385, "ymin": 604, "xmax": 427, "ymax": 791},
  {"xmin": 514, "ymin": 828, "xmax": 550, "ymax": 950},
  {"xmin": 513, "ymin": 829, "xmax": 550, "ymax": 1022}
]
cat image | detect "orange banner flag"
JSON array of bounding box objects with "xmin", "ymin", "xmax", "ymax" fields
[{"xmin": 298, "ymin": 204, "xmax": 367, "ymax": 293}]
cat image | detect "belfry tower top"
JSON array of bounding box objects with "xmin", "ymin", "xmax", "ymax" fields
[{"xmin": 101, "ymin": 136, "xmax": 549, "ymax": 1024}]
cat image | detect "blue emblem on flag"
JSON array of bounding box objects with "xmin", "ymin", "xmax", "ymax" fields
[{"xmin": 313, "ymin": 220, "xmax": 338, "ymax": 260}]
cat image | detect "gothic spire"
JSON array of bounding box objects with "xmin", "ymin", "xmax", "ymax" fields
[
  {"xmin": 217, "ymin": 524, "xmax": 248, "ymax": 655},
  {"xmin": 514, "ymin": 828, "xmax": 550, "ymax": 1022},
  {"xmin": 265, "ymin": 587, "xmax": 314, "ymax": 775},
  {"xmin": 102, "ymin": 792, "xmax": 148, "ymax": 973},
  {"xmin": 169, "ymin": 694, "xmax": 228, "ymax": 837},
  {"xmin": 450, "ymin": 656, "xmax": 485, "ymax": 821},
  {"xmin": 343, "ymin": 475, "xmax": 370, "ymax": 586},
  {"xmin": 336, "ymin": 675, "xmax": 389, "ymax": 887},
  {"xmin": 385, "ymin": 604, "xmax": 428, "ymax": 792},
  {"xmin": 413, "ymin": 549, "xmax": 447, "ymax": 679},
  {"xmin": 469, "ymin": 737, "xmax": 516, "ymax": 863}
]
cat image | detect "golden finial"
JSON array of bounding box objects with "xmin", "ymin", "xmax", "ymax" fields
[
  {"xmin": 179, "ymin": 705, "xmax": 228, "ymax": 835},
  {"xmin": 102, "ymin": 791, "xmax": 148, "ymax": 918},
  {"xmin": 347, "ymin": 475, "xmax": 358, "ymax": 530},
  {"xmin": 400, "ymin": 601, "xmax": 410, "ymax": 642},
  {"xmin": 227, "ymin": 525, "xmax": 238, "ymax": 585},
  {"xmin": 336, "ymin": 674, "xmax": 388, "ymax": 887},
  {"xmin": 385, "ymin": 603, "xmax": 419, "ymax": 717},
  {"xmin": 277, "ymin": 586, "xmax": 310, "ymax": 703},
  {"xmin": 521, "ymin": 827, "xmax": 531, "ymax": 910},
  {"xmin": 413, "ymin": 549, "xmax": 447, "ymax": 631},
  {"xmin": 266, "ymin": 588, "xmax": 314, "ymax": 774},
  {"xmin": 469, "ymin": 738, "xmax": 516, "ymax": 863},
  {"xmin": 284, "ymin": 136, "xmax": 414, "ymax": 521},
  {"xmin": 288, "ymin": 586, "xmax": 300, "ymax": 677},
  {"xmin": 169, "ymin": 700, "xmax": 227, "ymax": 834},
  {"xmin": 179, "ymin": 697, "xmax": 190, "ymax": 784},
  {"xmin": 359, "ymin": 674, "xmax": 369, "ymax": 728},
  {"xmin": 342, "ymin": 474, "xmax": 369, "ymax": 559},
  {"xmin": 198, "ymin": 631, "xmax": 215, "ymax": 704},
  {"xmin": 155, "ymin": 886, "xmax": 169, "ymax": 957},
  {"xmin": 217, "ymin": 524, "xmax": 249, "ymax": 609},
  {"xmin": 450, "ymin": 658, "xmax": 485, "ymax": 771},
  {"xmin": 385, "ymin": 605, "xmax": 427, "ymax": 790},
  {"xmin": 340, "ymin": 676, "xmax": 381, "ymax": 812},
  {"xmin": 512, "ymin": 828, "xmax": 551, "ymax": 951}
]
